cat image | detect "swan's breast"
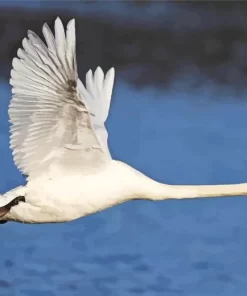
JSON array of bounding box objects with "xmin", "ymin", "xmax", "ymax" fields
[{"xmin": 25, "ymin": 161, "xmax": 135, "ymax": 219}]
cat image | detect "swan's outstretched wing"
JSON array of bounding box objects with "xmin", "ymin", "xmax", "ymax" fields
[
  {"xmin": 77, "ymin": 67, "xmax": 114, "ymax": 156},
  {"xmin": 9, "ymin": 17, "xmax": 114, "ymax": 176}
]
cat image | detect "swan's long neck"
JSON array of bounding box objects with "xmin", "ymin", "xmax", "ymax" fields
[
  {"xmin": 120, "ymin": 163, "xmax": 247, "ymax": 200},
  {"xmin": 172, "ymin": 183, "xmax": 247, "ymax": 199},
  {"xmin": 139, "ymin": 181, "xmax": 247, "ymax": 200}
]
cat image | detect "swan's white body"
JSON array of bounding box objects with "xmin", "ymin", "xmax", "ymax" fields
[
  {"xmin": 4, "ymin": 162, "xmax": 141, "ymax": 223},
  {"xmin": 1, "ymin": 17, "xmax": 247, "ymax": 224}
]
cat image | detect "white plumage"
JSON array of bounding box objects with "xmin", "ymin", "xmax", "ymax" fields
[
  {"xmin": 1, "ymin": 17, "xmax": 247, "ymax": 224},
  {"xmin": 9, "ymin": 18, "xmax": 114, "ymax": 177}
]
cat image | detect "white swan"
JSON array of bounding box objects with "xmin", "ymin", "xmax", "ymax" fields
[{"xmin": 0, "ymin": 17, "xmax": 247, "ymax": 224}]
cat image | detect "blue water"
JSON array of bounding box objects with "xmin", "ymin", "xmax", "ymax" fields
[
  {"xmin": 0, "ymin": 1, "xmax": 243, "ymax": 32},
  {"xmin": 1, "ymin": 79, "xmax": 247, "ymax": 295}
]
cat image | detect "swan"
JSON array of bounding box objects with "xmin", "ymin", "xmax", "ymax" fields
[{"xmin": 0, "ymin": 17, "xmax": 247, "ymax": 224}]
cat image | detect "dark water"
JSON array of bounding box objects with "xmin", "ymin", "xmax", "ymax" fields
[{"xmin": 1, "ymin": 80, "xmax": 247, "ymax": 295}]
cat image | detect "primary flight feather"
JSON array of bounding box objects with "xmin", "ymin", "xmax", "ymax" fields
[{"xmin": 1, "ymin": 17, "xmax": 247, "ymax": 224}]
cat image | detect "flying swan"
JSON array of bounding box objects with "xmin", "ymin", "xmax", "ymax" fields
[{"xmin": 0, "ymin": 17, "xmax": 247, "ymax": 224}]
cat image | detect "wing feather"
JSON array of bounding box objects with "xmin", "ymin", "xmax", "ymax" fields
[
  {"xmin": 9, "ymin": 17, "xmax": 114, "ymax": 176},
  {"xmin": 77, "ymin": 67, "xmax": 115, "ymax": 155}
]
